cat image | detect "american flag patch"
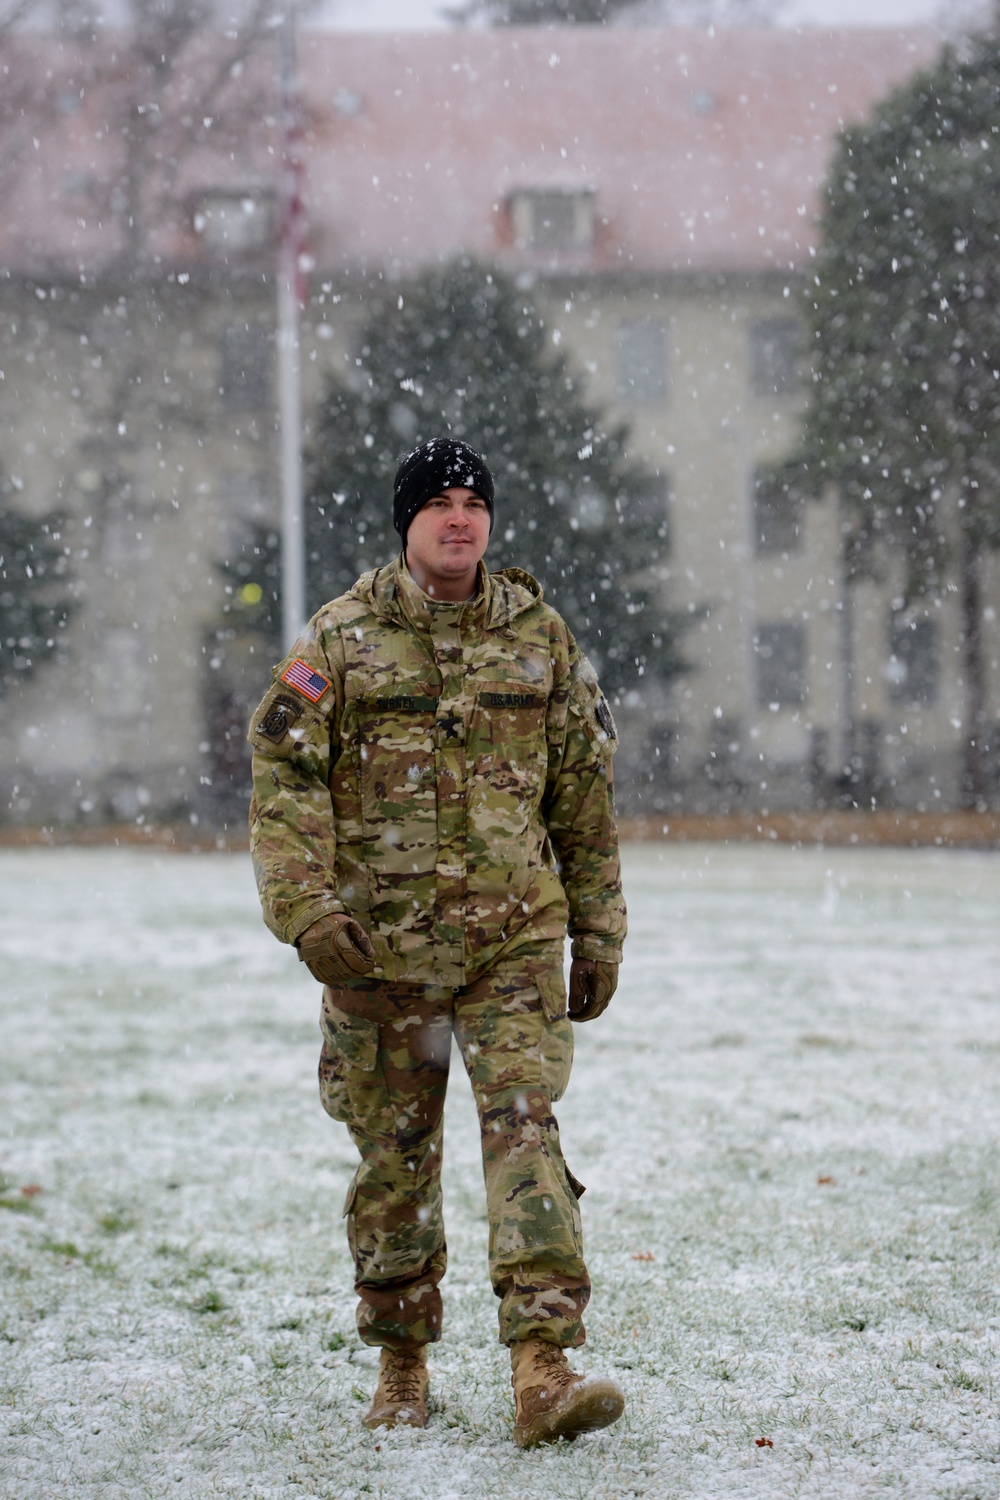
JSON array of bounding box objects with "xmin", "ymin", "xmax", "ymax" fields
[{"xmin": 280, "ymin": 658, "xmax": 332, "ymax": 703}]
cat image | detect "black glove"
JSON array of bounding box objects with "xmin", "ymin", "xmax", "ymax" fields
[
  {"xmin": 297, "ymin": 913, "xmax": 377, "ymax": 984},
  {"xmin": 567, "ymin": 958, "xmax": 618, "ymax": 1023}
]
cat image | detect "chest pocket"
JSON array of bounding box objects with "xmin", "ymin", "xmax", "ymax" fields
[
  {"xmin": 353, "ymin": 689, "xmax": 440, "ymax": 873},
  {"xmin": 468, "ymin": 682, "xmax": 548, "ymax": 818}
]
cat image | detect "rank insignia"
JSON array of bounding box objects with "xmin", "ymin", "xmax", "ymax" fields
[{"xmin": 280, "ymin": 657, "xmax": 332, "ymax": 703}]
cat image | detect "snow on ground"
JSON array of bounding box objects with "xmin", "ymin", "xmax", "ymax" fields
[{"xmin": 1, "ymin": 842, "xmax": 998, "ymax": 1499}]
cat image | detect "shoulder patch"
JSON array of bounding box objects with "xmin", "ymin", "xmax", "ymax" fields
[
  {"xmin": 595, "ymin": 696, "xmax": 616, "ymax": 739},
  {"xmin": 280, "ymin": 657, "xmax": 332, "ymax": 704},
  {"xmin": 568, "ymin": 653, "xmax": 618, "ymax": 762},
  {"xmin": 256, "ymin": 694, "xmax": 302, "ymax": 744}
]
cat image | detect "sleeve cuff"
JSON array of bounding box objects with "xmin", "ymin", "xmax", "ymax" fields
[
  {"xmin": 570, "ymin": 934, "xmax": 624, "ymax": 964},
  {"xmin": 285, "ymin": 900, "xmax": 346, "ymax": 947}
]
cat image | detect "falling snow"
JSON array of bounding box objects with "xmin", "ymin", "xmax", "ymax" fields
[{"xmin": 2, "ymin": 842, "xmax": 998, "ymax": 1498}]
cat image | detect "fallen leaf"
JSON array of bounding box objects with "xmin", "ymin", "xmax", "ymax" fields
[
  {"xmin": 755, "ymin": 1436, "xmax": 774, "ymax": 1449},
  {"xmin": 20, "ymin": 1184, "xmax": 43, "ymax": 1198},
  {"xmin": 817, "ymin": 1175, "xmax": 835, "ymax": 1186},
  {"xmin": 631, "ymin": 1251, "xmax": 654, "ymax": 1262}
]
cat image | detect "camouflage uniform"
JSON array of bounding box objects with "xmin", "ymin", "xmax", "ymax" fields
[{"xmin": 248, "ymin": 555, "xmax": 625, "ymax": 1348}]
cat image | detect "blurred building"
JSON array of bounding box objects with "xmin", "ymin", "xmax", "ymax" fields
[{"xmin": 4, "ymin": 23, "xmax": 989, "ymax": 826}]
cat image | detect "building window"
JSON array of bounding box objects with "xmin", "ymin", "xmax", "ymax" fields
[
  {"xmin": 616, "ymin": 320, "xmax": 668, "ymax": 405},
  {"xmin": 750, "ymin": 318, "xmax": 800, "ymax": 397},
  {"xmin": 193, "ymin": 190, "xmax": 274, "ymax": 254},
  {"xmin": 753, "ymin": 467, "xmax": 803, "ymax": 554},
  {"xmin": 614, "ymin": 472, "xmax": 672, "ymax": 556},
  {"xmin": 509, "ymin": 188, "xmax": 595, "ymax": 253},
  {"xmin": 220, "ymin": 326, "xmax": 272, "ymax": 413},
  {"xmin": 101, "ymin": 628, "xmax": 145, "ymax": 720},
  {"xmin": 887, "ymin": 615, "xmax": 938, "ymax": 705},
  {"xmin": 755, "ymin": 622, "xmax": 807, "ymax": 707}
]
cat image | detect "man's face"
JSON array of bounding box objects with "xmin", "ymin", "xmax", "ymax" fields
[{"xmin": 404, "ymin": 486, "xmax": 491, "ymax": 600}]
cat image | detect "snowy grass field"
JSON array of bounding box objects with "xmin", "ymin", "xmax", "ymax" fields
[{"xmin": 1, "ymin": 842, "xmax": 999, "ymax": 1500}]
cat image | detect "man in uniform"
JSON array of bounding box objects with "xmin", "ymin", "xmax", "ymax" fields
[{"xmin": 248, "ymin": 438, "xmax": 627, "ymax": 1446}]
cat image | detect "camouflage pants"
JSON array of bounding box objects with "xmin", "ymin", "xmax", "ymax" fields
[{"xmin": 317, "ymin": 942, "xmax": 590, "ymax": 1350}]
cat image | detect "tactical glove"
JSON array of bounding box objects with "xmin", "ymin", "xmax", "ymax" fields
[
  {"xmin": 297, "ymin": 913, "xmax": 377, "ymax": 984},
  {"xmin": 567, "ymin": 958, "xmax": 618, "ymax": 1023}
]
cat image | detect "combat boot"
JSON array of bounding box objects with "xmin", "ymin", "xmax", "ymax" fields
[
  {"xmin": 362, "ymin": 1345, "xmax": 430, "ymax": 1431},
  {"xmin": 510, "ymin": 1335, "xmax": 624, "ymax": 1448}
]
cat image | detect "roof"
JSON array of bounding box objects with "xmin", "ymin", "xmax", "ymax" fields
[
  {"xmin": 300, "ymin": 28, "xmax": 940, "ymax": 276},
  {"xmin": 0, "ymin": 26, "xmax": 942, "ymax": 281}
]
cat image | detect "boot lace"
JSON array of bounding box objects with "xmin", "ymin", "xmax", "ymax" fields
[
  {"xmin": 530, "ymin": 1341, "xmax": 576, "ymax": 1393},
  {"xmin": 382, "ymin": 1350, "xmax": 425, "ymax": 1404}
]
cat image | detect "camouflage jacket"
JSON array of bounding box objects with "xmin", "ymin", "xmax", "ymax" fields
[{"xmin": 248, "ymin": 555, "xmax": 626, "ymax": 987}]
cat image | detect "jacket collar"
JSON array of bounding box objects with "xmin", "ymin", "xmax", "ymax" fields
[
  {"xmin": 393, "ymin": 554, "xmax": 489, "ymax": 634},
  {"xmin": 353, "ymin": 554, "xmax": 543, "ymax": 633}
]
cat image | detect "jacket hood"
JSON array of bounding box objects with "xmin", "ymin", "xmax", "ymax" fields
[{"xmin": 350, "ymin": 557, "xmax": 544, "ymax": 630}]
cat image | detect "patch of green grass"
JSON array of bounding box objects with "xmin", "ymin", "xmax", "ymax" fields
[
  {"xmin": 80, "ymin": 1250, "xmax": 116, "ymax": 1275},
  {"xmin": 39, "ymin": 1239, "xmax": 80, "ymax": 1259},
  {"xmin": 325, "ymin": 1331, "xmax": 347, "ymax": 1352},
  {"xmin": 0, "ymin": 1177, "xmax": 39, "ymax": 1214},
  {"xmin": 798, "ymin": 1032, "xmax": 856, "ymax": 1051},
  {"xmin": 189, "ymin": 1289, "xmax": 226, "ymax": 1315},
  {"xmin": 98, "ymin": 1210, "xmax": 135, "ymax": 1235}
]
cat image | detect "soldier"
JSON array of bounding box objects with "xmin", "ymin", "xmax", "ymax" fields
[{"xmin": 248, "ymin": 437, "xmax": 627, "ymax": 1446}]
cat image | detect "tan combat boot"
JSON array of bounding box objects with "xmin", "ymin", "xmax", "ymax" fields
[
  {"xmin": 510, "ymin": 1335, "xmax": 624, "ymax": 1448},
  {"xmin": 362, "ymin": 1345, "xmax": 430, "ymax": 1431}
]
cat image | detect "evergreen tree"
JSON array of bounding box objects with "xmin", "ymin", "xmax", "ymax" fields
[
  {"xmin": 0, "ymin": 489, "xmax": 74, "ymax": 695},
  {"xmin": 447, "ymin": 0, "xmax": 775, "ymax": 25},
  {"xmin": 794, "ymin": 23, "xmax": 1000, "ymax": 804},
  {"xmin": 447, "ymin": 0, "xmax": 643, "ymax": 22},
  {"xmin": 203, "ymin": 520, "xmax": 282, "ymax": 808},
  {"xmin": 214, "ymin": 520, "xmax": 282, "ymax": 653},
  {"xmin": 305, "ymin": 259, "xmax": 687, "ymax": 700}
]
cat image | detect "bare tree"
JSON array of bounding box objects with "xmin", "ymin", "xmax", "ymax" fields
[
  {"xmin": 1, "ymin": 0, "xmax": 282, "ymax": 270},
  {"xmin": 0, "ymin": 0, "xmax": 287, "ymax": 571},
  {"xmin": 0, "ymin": 0, "xmax": 297, "ymax": 818}
]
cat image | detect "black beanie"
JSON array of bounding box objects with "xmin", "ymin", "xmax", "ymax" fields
[{"xmin": 392, "ymin": 438, "xmax": 495, "ymax": 543}]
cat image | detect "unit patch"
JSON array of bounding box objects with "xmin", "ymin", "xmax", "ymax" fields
[
  {"xmin": 281, "ymin": 657, "xmax": 332, "ymax": 703},
  {"xmin": 478, "ymin": 691, "xmax": 541, "ymax": 709},
  {"xmin": 257, "ymin": 694, "xmax": 302, "ymax": 743}
]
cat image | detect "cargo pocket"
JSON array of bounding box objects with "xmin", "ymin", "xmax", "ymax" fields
[
  {"xmin": 537, "ymin": 968, "xmax": 567, "ymax": 1022},
  {"xmin": 534, "ymin": 969, "xmax": 573, "ymax": 1103},
  {"xmin": 318, "ymin": 998, "xmax": 389, "ymax": 1127}
]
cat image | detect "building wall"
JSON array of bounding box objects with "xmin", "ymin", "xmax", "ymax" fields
[
  {"xmin": 2, "ymin": 266, "xmax": 997, "ymax": 824},
  {"xmin": 532, "ymin": 272, "xmax": 999, "ymax": 813}
]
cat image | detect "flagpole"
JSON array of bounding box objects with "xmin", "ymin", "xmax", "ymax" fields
[{"xmin": 277, "ymin": 7, "xmax": 306, "ymax": 652}]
